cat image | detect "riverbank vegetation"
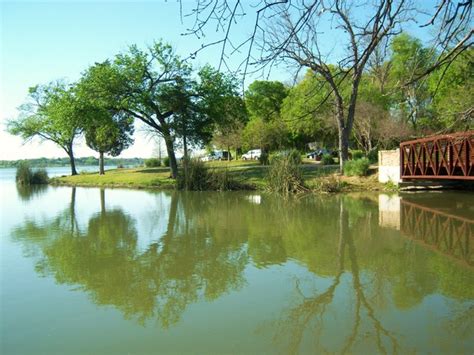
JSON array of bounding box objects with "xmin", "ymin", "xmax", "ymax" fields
[
  {"xmin": 0, "ymin": 157, "xmax": 144, "ymax": 169},
  {"xmin": 6, "ymin": 1, "xmax": 472, "ymax": 193},
  {"xmin": 15, "ymin": 163, "xmax": 49, "ymax": 185},
  {"xmin": 51, "ymin": 160, "xmax": 388, "ymax": 193}
]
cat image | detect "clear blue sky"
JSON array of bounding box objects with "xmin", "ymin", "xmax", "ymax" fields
[{"xmin": 0, "ymin": 0, "xmax": 434, "ymax": 160}]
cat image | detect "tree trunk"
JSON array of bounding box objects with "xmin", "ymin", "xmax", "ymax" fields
[
  {"xmin": 67, "ymin": 146, "xmax": 78, "ymax": 176},
  {"xmin": 163, "ymin": 134, "xmax": 178, "ymax": 179},
  {"xmin": 99, "ymin": 151, "xmax": 105, "ymax": 175},
  {"xmin": 338, "ymin": 127, "xmax": 350, "ymax": 171},
  {"xmin": 183, "ymin": 133, "xmax": 188, "ymax": 160}
]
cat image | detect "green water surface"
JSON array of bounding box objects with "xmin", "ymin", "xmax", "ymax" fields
[{"xmin": 1, "ymin": 172, "xmax": 473, "ymax": 354}]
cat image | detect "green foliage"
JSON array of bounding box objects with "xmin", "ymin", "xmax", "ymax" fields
[
  {"xmin": 177, "ymin": 159, "xmax": 244, "ymax": 191},
  {"xmin": 266, "ymin": 153, "xmax": 306, "ymax": 194},
  {"xmin": 163, "ymin": 157, "xmax": 170, "ymax": 167},
  {"xmin": 242, "ymin": 117, "xmax": 289, "ymax": 152},
  {"xmin": 311, "ymin": 176, "xmax": 347, "ymax": 193},
  {"xmin": 0, "ymin": 157, "xmax": 143, "ymax": 168},
  {"xmin": 367, "ymin": 149, "xmax": 378, "ymax": 163},
  {"xmin": 281, "ymin": 70, "xmax": 336, "ymax": 146},
  {"xmin": 384, "ymin": 181, "xmax": 400, "ymax": 192},
  {"xmin": 321, "ymin": 154, "xmax": 335, "ymax": 165},
  {"xmin": 428, "ymin": 48, "xmax": 474, "ymax": 131},
  {"xmin": 7, "ymin": 82, "xmax": 81, "ymax": 175},
  {"xmin": 350, "ymin": 150, "xmax": 365, "ymax": 160},
  {"xmin": 144, "ymin": 158, "xmax": 161, "ymax": 168},
  {"xmin": 16, "ymin": 162, "xmax": 49, "ymax": 185},
  {"xmin": 344, "ymin": 158, "xmax": 370, "ymax": 177},
  {"xmin": 245, "ymin": 81, "xmax": 288, "ymax": 121}
]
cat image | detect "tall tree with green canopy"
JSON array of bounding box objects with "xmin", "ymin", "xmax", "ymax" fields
[
  {"xmin": 82, "ymin": 109, "xmax": 134, "ymax": 175},
  {"xmin": 244, "ymin": 80, "xmax": 289, "ymax": 151},
  {"xmin": 281, "ymin": 71, "xmax": 337, "ymax": 150},
  {"xmin": 7, "ymin": 82, "xmax": 81, "ymax": 175},
  {"xmin": 389, "ymin": 33, "xmax": 435, "ymax": 131},
  {"xmin": 428, "ymin": 48, "xmax": 474, "ymax": 131},
  {"xmin": 197, "ymin": 66, "xmax": 247, "ymax": 158},
  {"xmin": 245, "ymin": 80, "xmax": 288, "ymax": 121},
  {"xmin": 78, "ymin": 42, "xmax": 191, "ymax": 178}
]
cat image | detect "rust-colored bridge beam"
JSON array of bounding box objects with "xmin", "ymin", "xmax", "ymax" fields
[{"xmin": 400, "ymin": 131, "xmax": 474, "ymax": 180}]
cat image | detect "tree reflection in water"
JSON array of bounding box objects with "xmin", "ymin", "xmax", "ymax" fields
[{"xmin": 9, "ymin": 189, "xmax": 474, "ymax": 352}]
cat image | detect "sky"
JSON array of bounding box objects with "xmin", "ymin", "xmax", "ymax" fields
[{"xmin": 0, "ymin": 0, "xmax": 435, "ymax": 161}]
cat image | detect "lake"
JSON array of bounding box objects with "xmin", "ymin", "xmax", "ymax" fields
[{"xmin": 1, "ymin": 168, "xmax": 473, "ymax": 354}]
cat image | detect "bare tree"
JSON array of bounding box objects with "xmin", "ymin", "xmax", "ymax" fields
[{"xmin": 179, "ymin": 1, "xmax": 471, "ymax": 168}]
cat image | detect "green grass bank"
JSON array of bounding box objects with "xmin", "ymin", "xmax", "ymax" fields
[{"xmin": 50, "ymin": 160, "xmax": 387, "ymax": 193}]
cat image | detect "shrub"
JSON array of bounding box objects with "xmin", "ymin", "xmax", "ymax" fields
[
  {"xmin": 266, "ymin": 153, "xmax": 306, "ymax": 194},
  {"xmin": 32, "ymin": 169, "xmax": 49, "ymax": 184},
  {"xmin": 16, "ymin": 162, "xmax": 48, "ymax": 185},
  {"xmin": 367, "ymin": 149, "xmax": 378, "ymax": 163},
  {"xmin": 163, "ymin": 156, "xmax": 170, "ymax": 167},
  {"xmin": 312, "ymin": 175, "xmax": 347, "ymax": 193},
  {"xmin": 145, "ymin": 158, "xmax": 161, "ymax": 168},
  {"xmin": 350, "ymin": 149, "xmax": 365, "ymax": 160},
  {"xmin": 177, "ymin": 159, "xmax": 244, "ymax": 191},
  {"xmin": 344, "ymin": 158, "xmax": 370, "ymax": 177},
  {"xmin": 16, "ymin": 162, "xmax": 32, "ymax": 185},
  {"xmin": 270, "ymin": 149, "xmax": 302, "ymax": 165},
  {"xmin": 321, "ymin": 154, "xmax": 335, "ymax": 165}
]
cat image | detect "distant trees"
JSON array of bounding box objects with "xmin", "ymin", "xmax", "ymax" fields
[{"xmin": 7, "ymin": 82, "xmax": 82, "ymax": 175}]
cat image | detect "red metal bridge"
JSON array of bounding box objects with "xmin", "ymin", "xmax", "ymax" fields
[{"xmin": 400, "ymin": 131, "xmax": 474, "ymax": 181}]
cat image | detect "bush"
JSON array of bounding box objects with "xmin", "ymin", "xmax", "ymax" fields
[
  {"xmin": 350, "ymin": 149, "xmax": 365, "ymax": 160},
  {"xmin": 344, "ymin": 158, "xmax": 370, "ymax": 176},
  {"xmin": 321, "ymin": 154, "xmax": 335, "ymax": 165},
  {"xmin": 163, "ymin": 157, "xmax": 170, "ymax": 167},
  {"xmin": 266, "ymin": 153, "xmax": 306, "ymax": 194},
  {"xmin": 312, "ymin": 175, "xmax": 347, "ymax": 193},
  {"xmin": 32, "ymin": 169, "xmax": 49, "ymax": 184},
  {"xmin": 16, "ymin": 162, "xmax": 48, "ymax": 185},
  {"xmin": 145, "ymin": 158, "xmax": 161, "ymax": 168},
  {"xmin": 270, "ymin": 149, "xmax": 302, "ymax": 165},
  {"xmin": 367, "ymin": 149, "xmax": 378, "ymax": 163},
  {"xmin": 177, "ymin": 159, "xmax": 244, "ymax": 191}
]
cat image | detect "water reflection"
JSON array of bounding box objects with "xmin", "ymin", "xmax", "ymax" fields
[
  {"xmin": 9, "ymin": 189, "xmax": 474, "ymax": 353},
  {"xmin": 16, "ymin": 184, "xmax": 48, "ymax": 201}
]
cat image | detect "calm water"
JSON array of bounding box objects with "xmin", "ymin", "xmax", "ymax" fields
[{"xmin": 1, "ymin": 169, "xmax": 473, "ymax": 354}]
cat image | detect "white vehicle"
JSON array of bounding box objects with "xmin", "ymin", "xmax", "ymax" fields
[
  {"xmin": 241, "ymin": 149, "xmax": 261, "ymax": 160},
  {"xmin": 200, "ymin": 150, "xmax": 232, "ymax": 162}
]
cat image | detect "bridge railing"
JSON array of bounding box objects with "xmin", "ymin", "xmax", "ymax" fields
[{"xmin": 400, "ymin": 131, "xmax": 474, "ymax": 180}]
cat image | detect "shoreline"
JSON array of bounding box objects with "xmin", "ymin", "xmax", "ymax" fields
[{"xmin": 49, "ymin": 164, "xmax": 391, "ymax": 193}]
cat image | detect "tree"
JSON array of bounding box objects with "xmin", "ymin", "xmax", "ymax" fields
[
  {"xmin": 281, "ymin": 70, "xmax": 337, "ymax": 150},
  {"xmin": 245, "ymin": 81, "xmax": 288, "ymax": 122},
  {"xmin": 82, "ymin": 109, "xmax": 134, "ymax": 175},
  {"xmin": 389, "ymin": 33, "xmax": 435, "ymax": 131},
  {"xmin": 428, "ymin": 48, "xmax": 474, "ymax": 131},
  {"xmin": 7, "ymin": 82, "xmax": 81, "ymax": 175},
  {"xmin": 258, "ymin": 1, "xmax": 409, "ymax": 170},
  {"xmin": 79, "ymin": 42, "xmax": 191, "ymax": 178},
  {"xmin": 244, "ymin": 80, "xmax": 289, "ymax": 151}
]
